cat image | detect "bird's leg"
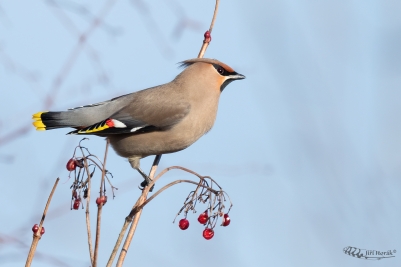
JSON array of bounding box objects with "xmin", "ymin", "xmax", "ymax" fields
[
  {"xmin": 129, "ymin": 157, "xmax": 155, "ymax": 191},
  {"xmin": 136, "ymin": 166, "xmax": 152, "ymax": 185}
]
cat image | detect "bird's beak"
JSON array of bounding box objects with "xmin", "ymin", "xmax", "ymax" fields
[{"xmin": 230, "ymin": 73, "xmax": 246, "ymax": 80}]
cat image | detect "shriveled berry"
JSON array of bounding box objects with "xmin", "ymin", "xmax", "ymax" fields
[
  {"xmin": 197, "ymin": 211, "xmax": 208, "ymax": 224},
  {"xmin": 202, "ymin": 228, "xmax": 214, "ymax": 240},
  {"xmin": 178, "ymin": 218, "xmax": 189, "ymax": 230},
  {"xmin": 222, "ymin": 214, "xmax": 230, "ymax": 226},
  {"xmin": 75, "ymin": 159, "xmax": 84, "ymax": 168},
  {"xmin": 73, "ymin": 199, "xmax": 81, "ymax": 210},
  {"xmin": 96, "ymin": 196, "xmax": 108, "ymax": 206},
  {"xmin": 66, "ymin": 158, "xmax": 76, "ymax": 171}
]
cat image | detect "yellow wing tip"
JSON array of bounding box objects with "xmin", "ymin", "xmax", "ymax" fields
[
  {"xmin": 36, "ymin": 127, "xmax": 46, "ymax": 131},
  {"xmin": 78, "ymin": 124, "xmax": 110, "ymax": 134}
]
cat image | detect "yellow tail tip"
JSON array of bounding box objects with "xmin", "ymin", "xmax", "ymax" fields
[
  {"xmin": 32, "ymin": 111, "xmax": 47, "ymax": 119},
  {"xmin": 32, "ymin": 111, "xmax": 48, "ymax": 130},
  {"xmin": 33, "ymin": 120, "xmax": 45, "ymax": 128}
]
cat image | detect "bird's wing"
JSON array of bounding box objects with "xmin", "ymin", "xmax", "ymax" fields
[
  {"xmin": 68, "ymin": 86, "xmax": 191, "ymax": 135},
  {"xmin": 66, "ymin": 117, "xmax": 153, "ymax": 135}
]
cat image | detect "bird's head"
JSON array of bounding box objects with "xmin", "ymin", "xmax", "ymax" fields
[{"xmin": 179, "ymin": 58, "xmax": 245, "ymax": 92}]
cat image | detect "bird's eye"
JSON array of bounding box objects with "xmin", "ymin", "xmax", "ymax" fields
[{"xmin": 217, "ymin": 67, "xmax": 225, "ymax": 75}]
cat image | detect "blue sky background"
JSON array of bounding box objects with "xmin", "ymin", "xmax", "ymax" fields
[{"xmin": 1, "ymin": 1, "xmax": 401, "ymax": 266}]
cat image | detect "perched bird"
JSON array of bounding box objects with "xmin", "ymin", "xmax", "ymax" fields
[{"xmin": 32, "ymin": 58, "xmax": 245, "ymax": 186}]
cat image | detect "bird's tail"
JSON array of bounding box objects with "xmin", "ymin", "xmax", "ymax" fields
[{"xmin": 32, "ymin": 111, "xmax": 76, "ymax": 131}]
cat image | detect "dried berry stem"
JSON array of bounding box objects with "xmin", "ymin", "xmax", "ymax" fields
[
  {"xmin": 100, "ymin": 139, "xmax": 110, "ymax": 197},
  {"xmin": 107, "ymin": 155, "xmax": 161, "ymax": 267},
  {"xmin": 153, "ymin": 166, "xmax": 223, "ymax": 189},
  {"xmin": 197, "ymin": 0, "xmax": 220, "ymax": 58},
  {"xmin": 93, "ymin": 139, "xmax": 110, "ymax": 267},
  {"xmin": 131, "ymin": 179, "xmax": 219, "ymax": 215},
  {"xmin": 78, "ymin": 154, "xmax": 116, "ymax": 196},
  {"xmin": 81, "ymin": 149, "xmax": 94, "ymax": 266},
  {"xmin": 25, "ymin": 178, "xmax": 60, "ymax": 267}
]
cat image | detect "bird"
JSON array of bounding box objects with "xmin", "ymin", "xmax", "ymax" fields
[{"xmin": 32, "ymin": 58, "xmax": 245, "ymax": 187}]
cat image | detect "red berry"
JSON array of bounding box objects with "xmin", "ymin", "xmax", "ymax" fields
[
  {"xmin": 202, "ymin": 228, "xmax": 214, "ymax": 240},
  {"xmin": 32, "ymin": 224, "xmax": 39, "ymax": 233},
  {"xmin": 222, "ymin": 214, "xmax": 231, "ymax": 226},
  {"xmin": 203, "ymin": 31, "xmax": 212, "ymax": 42},
  {"xmin": 66, "ymin": 158, "xmax": 76, "ymax": 171},
  {"xmin": 197, "ymin": 211, "xmax": 208, "ymax": 224},
  {"xmin": 178, "ymin": 218, "xmax": 189, "ymax": 230},
  {"xmin": 96, "ymin": 196, "xmax": 108, "ymax": 206},
  {"xmin": 73, "ymin": 199, "xmax": 80, "ymax": 210},
  {"xmin": 32, "ymin": 224, "xmax": 45, "ymax": 235}
]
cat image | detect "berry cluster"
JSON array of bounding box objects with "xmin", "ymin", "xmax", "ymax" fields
[
  {"xmin": 174, "ymin": 176, "xmax": 232, "ymax": 240},
  {"xmin": 178, "ymin": 211, "xmax": 231, "ymax": 240},
  {"xmin": 67, "ymin": 139, "xmax": 116, "ymax": 211}
]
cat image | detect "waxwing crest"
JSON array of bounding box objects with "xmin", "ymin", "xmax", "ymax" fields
[{"xmin": 179, "ymin": 58, "xmax": 235, "ymax": 73}]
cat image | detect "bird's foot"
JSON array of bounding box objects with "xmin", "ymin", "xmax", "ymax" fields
[
  {"xmin": 133, "ymin": 164, "xmax": 156, "ymax": 192},
  {"xmin": 139, "ymin": 176, "xmax": 155, "ymax": 192}
]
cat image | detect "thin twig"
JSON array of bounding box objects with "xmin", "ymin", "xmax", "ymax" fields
[
  {"xmin": 111, "ymin": 155, "xmax": 161, "ymax": 267},
  {"xmin": 153, "ymin": 166, "xmax": 222, "ymax": 189},
  {"xmin": 115, "ymin": 190, "xmax": 148, "ymax": 267},
  {"xmin": 197, "ymin": 0, "xmax": 220, "ymax": 58},
  {"xmin": 130, "ymin": 179, "xmax": 219, "ymax": 216},
  {"xmin": 82, "ymin": 150, "xmax": 94, "ymax": 265},
  {"xmin": 100, "ymin": 139, "xmax": 110, "ymax": 197},
  {"xmin": 93, "ymin": 139, "xmax": 109, "ymax": 267},
  {"xmin": 106, "ymin": 204, "xmax": 138, "ymax": 267},
  {"xmin": 106, "ymin": 194, "xmax": 144, "ymax": 267},
  {"xmin": 25, "ymin": 178, "xmax": 60, "ymax": 267},
  {"xmin": 105, "ymin": 154, "xmax": 162, "ymax": 266}
]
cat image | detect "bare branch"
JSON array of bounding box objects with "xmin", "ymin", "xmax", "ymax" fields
[
  {"xmin": 93, "ymin": 139, "xmax": 110, "ymax": 267},
  {"xmin": 197, "ymin": 0, "xmax": 220, "ymax": 58},
  {"xmin": 131, "ymin": 179, "xmax": 220, "ymax": 215},
  {"xmin": 113, "ymin": 155, "xmax": 161, "ymax": 267},
  {"xmin": 81, "ymin": 151, "xmax": 94, "ymax": 265},
  {"xmin": 25, "ymin": 178, "xmax": 60, "ymax": 267}
]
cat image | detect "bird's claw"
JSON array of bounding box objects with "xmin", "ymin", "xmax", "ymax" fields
[{"xmin": 139, "ymin": 178, "xmax": 155, "ymax": 192}]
